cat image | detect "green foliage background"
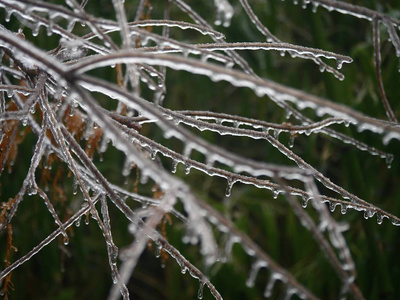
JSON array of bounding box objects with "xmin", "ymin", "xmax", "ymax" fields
[{"xmin": 1, "ymin": 0, "xmax": 400, "ymax": 299}]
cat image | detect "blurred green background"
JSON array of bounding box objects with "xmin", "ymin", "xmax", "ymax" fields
[{"xmin": 1, "ymin": 0, "xmax": 400, "ymax": 299}]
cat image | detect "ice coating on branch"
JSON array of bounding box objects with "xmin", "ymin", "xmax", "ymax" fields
[{"xmin": 1, "ymin": 0, "xmax": 399, "ymax": 299}]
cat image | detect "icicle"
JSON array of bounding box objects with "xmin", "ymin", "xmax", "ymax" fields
[
  {"xmin": 246, "ymin": 260, "xmax": 267, "ymax": 288},
  {"xmin": 75, "ymin": 216, "xmax": 81, "ymax": 227},
  {"xmin": 20, "ymin": 117, "xmax": 28, "ymax": 127},
  {"xmin": 82, "ymin": 120, "xmax": 94, "ymax": 141},
  {"xmin": 183, "ymin": 143, "xmax": 193, "ymax": 158},
  {"xmin": 31, "ymin": 23, "xmax": 40, "ymax": 37},
  {"xmin": 301, "ymin": 196, "xmax": 309, "ymax": 208},
  {"xmin": 336, "ymin": 59, "xmax": 344, "ymax": 70},
  {"xmin": 181, "ymin": 265, "xmax": 187, "ymax": 274},
  {"xmin": 312, "ymin": 2, "xmax": 319, "ymax": 13},
  {"xmin": 5, "ymin": 9, "xmax": 13, "ymax": 22},
  {"xmin": 184, "ymin": 162, "xmax": 191, "ymax": 175},
  {"xmin": 197, "ymin": 281, "xmax": 205, "ymax": 299},
  {"xmin": 150, "ymin": 149, "xmax": 158, "ymax": 160},
  {"xmin": 99, "ymin": 135, "xmax": 110, "ymax": 153},
  {"xmin": 72, "ymin": 178, "xmax": 78, "ymax": 195},
  {"xmin": 225, "ymin": 177, "xmax": 235, "ymax": 197},
  {"xmin": 340, "ymin": 204, "xmax": 348, "ymax": 214},
  {"xmin": 221, "ymin": 235, "xmax": 241, "ymax": 262},
  {"xmin": 385, "ymin": 154, "xmax": 394, "ymax": 169},
  {"xmin": 329, "ymin": 202, "xmax": 337, "ymax": 212},
  {"xmin": 140, "ymin": 171, "xmax": 149, "ymax": 184},
  {"xmin": 155, "ymin": 243, "xmax": 162, "ymax": 258},
  {"xmin": 122, "ymin": 157, "xmax": 133, "ymax": 176},
  {"xmin": 46, "ymin": 16, "xmax": 54, "ymax": 37},
  {"xmin": 84, "ymin": 214, "xmax": 90, "ymax": 225},
  {"xmin": 288, "ymin": 135, "xmax": 295, "ymax": 148},
  {"xmin": 264, "ymin": 273, "xmax": 279, "ymax": 298},
  {"xmin": 284, "ymin": 286, "xmax": 297, "ymax": 300},
  {"xmin": 389, "ymin": 217, "xmax": 400, "ymax": 226},
  {"xmin": 29, "ymin": 105, "xmax": 36, "ymax": 115},
  {"xmin": 6, "ymin": 89, "xmax": 14, "ymax": 98},
  {"xmin": 383, "ymin": 131, "xmax": 400, "ymax": 145},
  {"xmin": 182, "ymin": 227, "xmax": 199, "ymax": 245},
  {"xmin": 273, "ymin": 129, "xmax": 281, "ymax": 139},
  {"xmin": 376, "ymin": 212, "xmax": 383, "ymax": 225},
  {"xmin": 171, "ymin": 159, "xmax": 179, "ymax": 173},
  {"xmin": 363, "ymin": 209, "xmax": 375, "ymax": 220},
  {"xmin": 27, "ymin": 183, "xmax": 37, "ymax": 196}
]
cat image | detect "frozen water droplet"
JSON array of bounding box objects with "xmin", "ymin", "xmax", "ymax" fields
[
  {"xmin": 225, "ymin": 178, "xmax": 235, "ymax": 197},
  {"xmin": 288, "ymin": 135, "xmax": 295, "ymax": 148},
  {"xmin": 99, "ymin": 136, "xmax": 109, "ymax": 153},
  {"xmin": 27, "ymin": 184, "xmax": 37, "ymax": 196},
  {"xmin": 72, "ymin": 178, "xmax": 78, "ymax": 195},
  {"xmin": 75, "ymin": 217, "xmax": 81, "ymax": 227},
  {"xmin": 184, "ymin": 163, "xmax": 191, "ymax": 175},
  {"xmin": 5, "ymin": 9, "xmax": 12, "ymax": 22},
  {"xmin": 198, "ymin": 281, "xmax": 205, "ymax": 299},
  {"xmin": 273, "ymin": 129, "xmax": 281, "ymax": 139},
  {"xmin": 150, "ymin": 150, "xmax": 158, "ymax": 160},
  {"xmin": 385, "ymin": 154, "xmax": 393, "ymax": 169},
  {"xmin": 63, "ymin": 235, "xmax": 69, "ymax": 245},
  {"xmin": 171, "ymin": 160, "xmax": 179, "ymax": 173},
  {"xmin": 155, "ymin": 245, "xmax": 161, "ymax": 258},
  {"xmin": 246, "ymin": 260, "xmax": 267, "ymax": 288},
  {"xmin": 140, "ymin": 172, "xmax": 149, "ymax": 184},
  {"xmin": 221, "ymin": 235, "xmax": 240, "ymax": 263},
  {"xmin": 336, "ymin": 59, "xmax": 343, "ymax": 70},
  {"xmin": 264, "ymin": 273, "xmax": 279, "ymax": 297},
  {"xmin": 312, "ymin": 3, "xmax": 319, "ymax": 13},
  {"xmin": 32, "ymin": 24, "xmax": 40, "ymax": 37},
  {"xmin": 122, "ymin": 157, "xmax": 132, "ymax": 176},
  {"xmin": 390, "ymin": 217, "xmax": 400, "ymax": 226},
  {"xmin": 376, "ymin": 213, "xmax": 383, "ymax": 225},
  {"xmin": 302, "ymin": 196, "xmax": 309, "ymax": 208},
  {"xmin": 364, "ymin": 209, "xmax": 375, "ymax": 220}
]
